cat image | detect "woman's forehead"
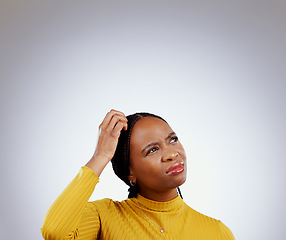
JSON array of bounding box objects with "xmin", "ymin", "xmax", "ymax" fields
[{"xmin": 130, "ymin": 117, "xmax": 172, "ymax": 146}]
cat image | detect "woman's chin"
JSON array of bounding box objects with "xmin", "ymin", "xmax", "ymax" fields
[
  {"xmin": 177, "ymin": 175, "xmax": 187, "ymax": 187},
  {"xmin": 168, "ymin": 173, "xmax": 187, "ymax": 189}
]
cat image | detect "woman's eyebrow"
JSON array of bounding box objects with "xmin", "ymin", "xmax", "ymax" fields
[
  {"xmin": 141, "ymin": 141, "xmax": 158, "ymax": 153},
  {"xmin": 141, "ymin": 132, "xmax": 176, "ymax": 153},
  {"xmin": 166, "ymin": 132, "xmax": 176, "ymax": 140}
]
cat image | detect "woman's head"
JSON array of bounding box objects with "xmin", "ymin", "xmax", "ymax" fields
[{"xmin": 111, "ymin": 113, "xmax": 187, "ymax": 198}]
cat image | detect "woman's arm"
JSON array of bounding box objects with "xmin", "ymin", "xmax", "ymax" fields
[
  {"xmin": 219, "ymin": 221, "xmax": 235, "ymax": 240},
  {"xmin": 41, "ymin": 167, "xmax": 99, "ymax": 240},
  {"xmin": 41, "ymin": 110, "xmax": 128, "ymax": 240}
]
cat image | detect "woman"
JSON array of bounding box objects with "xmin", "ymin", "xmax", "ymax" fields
[{"xmin": 41, "ymin": 109, "xmax": 235, "ymax": 239}]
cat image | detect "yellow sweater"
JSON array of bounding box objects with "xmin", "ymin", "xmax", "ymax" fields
[{"xmin": 41, "ymin": 166, "xmax": 235, "ymax": 240}]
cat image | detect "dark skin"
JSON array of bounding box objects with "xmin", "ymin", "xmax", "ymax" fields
[
  {"xmin": 86, "ymin": 110, "xmax": 128, "ymax": 177},
  {"xmin": 85, "ymin": 110, "xmax": 187, "ymax": 202},
  {"xmin": 128, "ymin": 117, "xmax": 187, "ymax": 202}
]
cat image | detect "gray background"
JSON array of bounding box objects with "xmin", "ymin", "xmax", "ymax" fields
[{"xmin": 1, "ymin": 0, "xmax": 285, "ymax": 239}]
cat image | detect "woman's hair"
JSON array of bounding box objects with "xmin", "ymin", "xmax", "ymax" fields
[{"xmin": 111, "ymin": 112, "xmax": 183, "ymax": 199}]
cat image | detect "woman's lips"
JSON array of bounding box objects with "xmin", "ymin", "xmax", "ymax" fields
[{"xmin": 166, "ymin": 161, "xmax": 184, "ymax": 175}]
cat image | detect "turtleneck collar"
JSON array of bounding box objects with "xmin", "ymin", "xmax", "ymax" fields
[{"xmin": 132, "ymin": 194, "xmax": 185, "ymax": 212}]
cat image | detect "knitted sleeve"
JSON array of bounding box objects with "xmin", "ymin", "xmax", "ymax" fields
[
  {"xmin": 219, "ymin": 220, "xmax": 235, "ymax": 240},
  {"xmin": 41, "ymin": 166, "xmax": 100, "ymax": 240}
]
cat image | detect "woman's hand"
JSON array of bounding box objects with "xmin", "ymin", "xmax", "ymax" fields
[{"xmin": 85, "ymin": 109, "xmax": 128, "ymax": 176}]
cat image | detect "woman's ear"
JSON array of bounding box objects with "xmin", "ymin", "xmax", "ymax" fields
[{"xmin": 128, "ymin": 169, "xmax": 136, "ymax": 183}]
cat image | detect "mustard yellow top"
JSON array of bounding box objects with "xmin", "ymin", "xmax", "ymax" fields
[{"xmin": 41, "ymin": 166, "xmax": 235, "ymax": 240}]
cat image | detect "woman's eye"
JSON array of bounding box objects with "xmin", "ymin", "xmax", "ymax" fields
[
  {"xmin": 170, "ymin": 136, "xmax": 178, "ymax": 143},
  {"xmin": 146, "ymin": 147, "xmax": 158, "ymax": 156}
]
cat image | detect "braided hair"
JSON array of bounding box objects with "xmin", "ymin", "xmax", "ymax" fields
[{"xmin": 111, "ymin": 112, "xmax": 183, "ymax": 199}]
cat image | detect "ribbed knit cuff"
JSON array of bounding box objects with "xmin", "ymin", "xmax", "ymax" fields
[{"xmin": 80, "ymin": 166, "xmax": 100, "ymax": 183}]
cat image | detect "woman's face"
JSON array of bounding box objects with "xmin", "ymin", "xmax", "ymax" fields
[{"xmin": 129, "ymin": 117, "xmax": 187, "ymax": 198}]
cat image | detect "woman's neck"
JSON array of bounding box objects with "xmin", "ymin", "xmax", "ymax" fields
[{"xmin": 138, "ymin": 188, "xmax": 178, "ymax": 202}]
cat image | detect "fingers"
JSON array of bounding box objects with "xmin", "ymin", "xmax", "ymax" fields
[
  {"xmin": 90, "ymin": 110, "xmax": 128, "ymax": 170},
  {"xmin": 99, "ymin": 109, "xmax": 126, "ymax": 128},
  {"xmin": 107, "ymin": 114, "xmax": 128, "ymax": 133},
  {"xmin": 113, "ymin": 121, "xmax": 126, "ymax": 137},
  {"xmin": 99, "ymin": 109, "xmax": 128, "ymax": 134}
]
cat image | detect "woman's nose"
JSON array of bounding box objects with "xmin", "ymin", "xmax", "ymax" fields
[{"xmin": 162, "ymin": 151, "xmax": 179, "ymax": 162}]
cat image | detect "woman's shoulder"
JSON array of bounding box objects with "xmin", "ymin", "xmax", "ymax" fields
[
  {"xmin": 185, "ymin": 205, "xmax": 226, "ymax": 228},
  {"xmin": 186, "ymin": 205, "xmax": 220, "ymax": 222},
  {"xmin": 87, "ymin": 197, "xmax": 132, "ymax": 211},
  {"xmin": 185, "ymin": 205, "xmax": 235, "ymax": 239}
]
